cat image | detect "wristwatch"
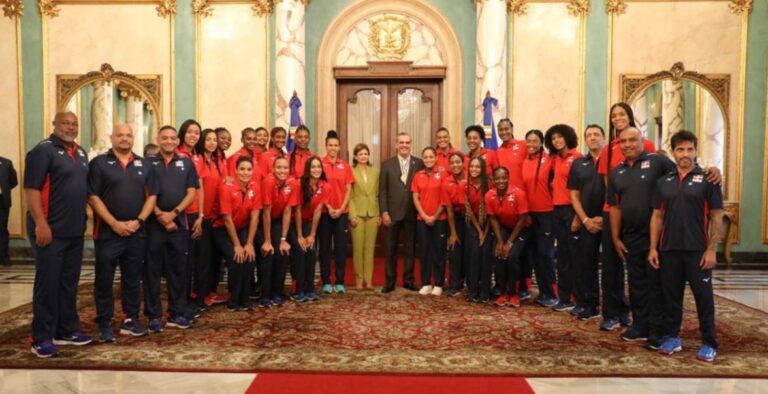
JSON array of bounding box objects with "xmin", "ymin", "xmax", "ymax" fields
[
  {"xmin": 173, "ymin": 208, "xmax": 181, "ymax": 215},
  {"xmin": 280, "ymin": 236, "xmax": 287, "ymax": 241},
  {"xmin": 137, "ymin": 218, "xmax": 145, "ymax": 225}
]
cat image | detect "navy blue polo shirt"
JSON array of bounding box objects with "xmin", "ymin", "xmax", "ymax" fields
[
  {"xmin": 567, "ymin": 153, "xmax": 604, "ymax": 218},
  {"xmin": 606, "ymin": 152, "xmax": 676, "ymax": 250},
  {"xmin": 148, "ymin": 154, "xmax": 199, "ymax": 231},
  {"xmin": 23, "ymin": 134, "xmax": 89, "ymax": 238},
  {"xmin": 652, "ymin": 166, "xmax": 723, "ymax": 252},
  {"xmin": 88, "ymin": 149, "xmax": 159, "ymax": 240}
]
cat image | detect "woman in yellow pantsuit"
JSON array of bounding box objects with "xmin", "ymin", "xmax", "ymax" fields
[{"xmin": 349, "ymin": 143, "xmax": 380, "ymax": 290}]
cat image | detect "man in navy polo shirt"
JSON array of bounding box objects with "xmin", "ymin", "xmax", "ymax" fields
[
  {"xmin": 143, "ymin": 125, "xmax": 199, "ymax": 333},
  {"xmin": 607, "ymin": 127, "xmax": 676, "ymax": 348},
  {"xmin": 648, "ymin": 130, "xmax": 724, "ymax": 362},
  {"xmin": 567, "ymin": 124, "xmax": 605, "ymax": 321},
  {"xmin": 25, "ymin": 111, "xmax": 92, "ymax": 358},
  {"xmin": 88, "ymin": 124, "xmax": 158, "ymax": 342}
]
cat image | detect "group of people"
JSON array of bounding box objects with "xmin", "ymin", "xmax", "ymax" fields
[{"xmin": 25, "ymin": 102, "xmax": 724, "ymax": 363}]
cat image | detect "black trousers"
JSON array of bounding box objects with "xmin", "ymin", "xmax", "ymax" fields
[
  {"xmin": 212, "ymin": 227, "xmax": 253, "ymax": 308},
  {"xmin": 625, "ymin": 248, "xmax": 664, "ymax": 337},
  {"xmin": 553, "ymin": 205, "xmax": 578, "ymax": 304},
  {"xmin": 318, "ymin": 213, "xmax": 349, "ymax": 286},
  {"xmin": 526, "ymin": 212, "xmax": 557, "ymax": 299},
  {"xmin": 144, "ymin": 228, "xmax": 189, "ymax": 319},
  {"xmin": 184, "ymin": 213, "xmax": 198, "ymax": 300},
  {"xmin": 384, "ymin": 217, "xmax": 417, "ymax": 288},
  {"xmin": 465, "ymin": 222, "xmax": 493, "ymax": 300},
  {"xmin": 94, "ymin": 236, "xmax": 145, "ymax": 326},
  {"xmin": 192, "ymin": 219, "xmax": 225, "ymax": 307},
  {"xmin": 259, "ymin": 219, "xmax": 288, "ymax": 300},
  {"xmin": 494, "ymin": 227, "xmax": 529, "ymax": 295},
  {"xmin": 574, "ymin": 227, "xmax": 601, "ymax": 310},
  {"xmin": 601, "ymin": 212, "xmax": 630, "ymax": 319},
  {"xmin": 291, "ymin": 221, "xmax": 318, "ymax": 294},
  {"xmin": 448, "ymin": 212, "xmax": 466, "ymax": 291},
  {"xmin": 0, "ymin": 205, "xmax": 9, "ymax": 262},
  {"xmin": 660, "ymin": 250, "xmax": 718, "ymax": 348},
  {"xmin": 417, "ymin": 220, "xmax": 447, "ymax": 287},
  {"xmin": 29, "ymin": 234, "xmax": 83, "ymax": 343}
]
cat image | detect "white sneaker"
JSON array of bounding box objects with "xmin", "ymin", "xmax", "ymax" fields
[
  {"xmin": 431, "ymin": 286, "xmax": 443, "ymax": 296},
  {"xmin": 418, "ymin": 285, "xmax": 433, "ymax": 295}
]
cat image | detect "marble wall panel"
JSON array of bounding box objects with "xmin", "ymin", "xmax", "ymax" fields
[
  {"xmin": 200, "ymin": 4, "xmax": 268, "ymax": 153},
  {"xmin": 0, "ymin": 19, "xmax": 23, "ymax": 237},
  {"xmin": 510, "ymin": 3, "xmax": 580, "ymax": 134}
]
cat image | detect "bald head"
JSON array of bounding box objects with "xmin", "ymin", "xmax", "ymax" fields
[
  {"xmin": 619, "ymin": 127, "xmax": 644, "ymax": 161},
  {"xmin": 52, "ymin": 111, "xmax": 79, "ymax": 144},
  {"xmin": 111, "ymin": 124, "xmax": 135, "ymax": 154}
]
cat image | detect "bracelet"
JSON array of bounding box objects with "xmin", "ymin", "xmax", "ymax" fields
[
  {"xmin": 582, "ymin": 217, "xmax": 589, "ymax": 223},
  {"xmin": 280, "ymin": 236, "xmax": 287, "ymax": 241}
]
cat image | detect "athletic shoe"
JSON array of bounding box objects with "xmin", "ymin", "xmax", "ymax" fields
[
  {"xmin": 226, "ymin": 304, "xmax": 239, "ymax": 312},
  {"xmin": 240, "ymin": 305, "xmax": 253, "ymax": 311},
  {"xmin": 30, "ymin": 340, "xmax": 59, "ymax": 358},
  {"xmin": 645, "ymin": 336, "xmax": 664, "ymax": 351},
  {"xmin": 431, "ymin": 286, "xmax": 443, "ymax": 296},
  {"xmin": 577, "ymin": 308, "xmax": 601, "ymax": 321},
  {"xmin": 258, "ymin": 298, "xmax": 272, "ymax": 308},
  {"xmin": 207, "ymin": 292, "xmax": 229, "ymax": 304},
  {"xmin": 508, "ymin": 295, "xmax": 521, "ymax": 308},
  {"xmin": 446, "ymin": 288, "xmax": 461, "ymax": 297},
  {"xmin": 418, "ymin": 285, "xmax": 433, "ymax": 295},
  {"xmin": 552, "ymin": 302, "xmax": 575, "ymax": 312},
  {"xmin": 535, "ymin": 296, "xmax": 558, "ymax": 308},
  {"xmin": 494, "ymin": 295, "xmax": 508, "ymax": 306},
  {"xmin": 335, "ymin": 285, "xmax": 346, "ymax": 294},
  {"xmin": 619, "ymin": 313, "xmax": 632, "ymax": 327},
  {"xmin": 491, "ymin": 287, "xmax": 502, "ymax": 297},
  {"xmin": 98, "ymin": 324, "xmax": 115, "ymax": 343},
  {"xmin": 478, "ymin": 298, "xmax": 490, "ymax": 304},
  {"xmin": 294, "ymin": 292, "xmax": 308, "ymax": 303},
  {"xmin": 272, "ymin": 296, "xmax": 285, "ymax": 307},
  {"xmin": 119, "ymin": 318, "xmax": 148, "ymax": 337},
  {"xmin": 620, "ymin": 326, "xmax": 648, "ymax": 342},
  {"xmin": 466, "ymin": 295, "xmax": 478, "ymax": 303},
  {"xmin": 322, "ymin": 284, "xmax": 332, "ymax": 294},
  {"xmin": 570, "ymin": 305, "xmax": 585, "ymax": 317},
  {"xmin": 167, "ymin": 315, "xmax": 192, "ymax": 329},
  {"xmin": 600, "ymin": 318, "xmax": 620, "ymax": 331},
  {"xmin": 147, "ymin": 318, "xmax": 164, "ymax": 333},
  {"xmin": 697, "ymin": 344, "xmax": 717, "ymax": 362},
  {"xmin": 306, "ymin": 292, "xmax": 320, "ymax": 302},
  {"xmin": 518, "ymin": 290, "xmax": 531, "ymax": 301},
  {"xmin": 659, "ymin": 337, "xmax": 682, "ymax": 355},
  {"xmin": 53, "ymin": 332, "xmax": 93, "ymax": 346}
]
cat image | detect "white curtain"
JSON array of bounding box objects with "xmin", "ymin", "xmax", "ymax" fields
[
  {"xmin": 90, "ymin": 81, "xmax": 114, "ymax": 157},
  {"xmin": 661, "ymin": 79, "xmax": 684, "ymax": 151},
  {"xmin": 397, "ymin": 88, "xmax": 432, "ymax": 156},
  {"xmin": 347, "ymin": 89, "xmax": 381, "ymax": 165},
  {"xmin": 126, "ymin": 96, "xmax": 146, "ymax": 155},
  {"xmin": 700, "ymin": 88, "xmax": 725, "ymax": 171}
]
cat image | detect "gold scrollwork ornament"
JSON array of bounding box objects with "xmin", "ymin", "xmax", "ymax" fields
[
  {"xmin": 605, "ymin": 0, "xmax": 626, "ymax": 15},
  {"xmin": 506, "ymin": 0, "xmax": 527, "ymax": 16},
  {"xmin": 728, "ymin": 0, "xmax": 753, "ymax": 15},
  {"xmin": 37, "ymin": 0, "xmax": 59, "ymax": 18},
  {"xmin": 191, "ymin": 0, "xmax": 212, "ymax": 17},
  {"xmin": 567, "ymin": 0, "xmax": 589, "ymax": 17},
  {"xmin": 156, "ymin": 0, "xmax": 176, "ymax": 18},
  {"xmin": 252, "ymin": 0, "xmax": 273, "ymax": 16},
  {"xmin": 2, "ymin": 0, "xmax": 24, "ymax": 19},
  {"xmin": 368, "ymin": 16, "xmax": 411, "ymax": 61}
]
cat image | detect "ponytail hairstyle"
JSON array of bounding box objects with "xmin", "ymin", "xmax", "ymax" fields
[
  {"xmin": 525, "ymin": 129, "xmax": 546, "ymax": 191},
  {"xmin": 301, "ymin": 156, "xmax": 327, "ymax": 208},
  {"xmin": 607, "ymin": 102, "xmax": 637, "ymax": 175},
  {"xmin": 178, "ymin": 119, "xmax": 202, "ymax": 153},
  {"xmin": 465, "ymin": 156, "xmax": 489, "ymax": 227},
  {"xmin": 325, "ymin": 129, "xmax": 340, "ymax": 144},
  {"xmin": 290, "ymin": 125, "xmax": 310, "ymax": 173}
]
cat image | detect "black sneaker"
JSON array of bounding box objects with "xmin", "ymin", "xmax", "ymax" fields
[
  {"xmin": 119, "ymin": 318, "xmax": 148, "ymax": 337},
  {"xmin": 645, "ymin": 335, "xmax": 663, "ymax": 350},
  {"xmin": 570, "ymin": 305, "xmax": 585, "ymax": 317},
  {"xmin": 446, "ymin": 288, "xmax": 461, "ymax": 297},
  {"xmin": 619, "ymin": 313, "xmax": 632, "ymax": 327},
  {"xmin": 620, "ymin": 325, "xmax": 648, "ymax": 342},
  {"xmin": 577, "ymin": 307, "xmax": 601, "ymax": 321}
]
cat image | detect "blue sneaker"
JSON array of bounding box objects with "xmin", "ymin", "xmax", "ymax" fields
[
  {"xmin": 518, "ymin": 290, "xmax": 531, "ymax": 301},
  {"xmin": 536, "ymin": 296, "xmax": 558, "ymax": 308},
  {"xmin": 552, "ymin": 302, "xmax": 575, "ymax": 312},
  {"xmin": 697, "ymin": 344, "xmax": 717, "ymax": 362},
  {"xmin": 322, "ymin": 284, "xmax": 332, "ymax": 294},
  {"xmin": 306, "ymin": 292, "xmax": 320, "ymax": 302},
  {"xmin": 258, "ymin": 298, "xmax": 272, "ymax": 308},
  {"xmin": 294, "ymin": 292, "xmax": 308, "ymax": 303},
  {"xmin": 658, "ymin": 337, "xmax": 682, "ymax": 355},
  {"xmin": 600, "ymin": 318, "xmax": 620, "ymax": 331},
  {"xmin": 167, "ymin": 315, "xmax": 191, "ymax": 329},
  {"xmin": 570, "ymin": 305, "xmax": 585, "ymax": 317},
  {"xmin": 148, "ymin": 318, "xmax": 163, "ymax": 333},
  {"xmin": 31, "ymin": 340, "xmax": 59, "ymax": 358},
  {"xmin": 98, "ymin": 324, "xmax": 115, "ymax": 343},
  {"xmin": 272, "ymin": 296, "xmax": 285, "ymax": 307},
  {"xmin": 119, "ymin": 318, "xmax": 148, "ymax": 337},
  {"xmin": 53, "ymin": 332, "xmax": 93, "ymax": 346},
  {"xmin": 335, "ymin": 284, "xmax": 346, "ymax": 294}
]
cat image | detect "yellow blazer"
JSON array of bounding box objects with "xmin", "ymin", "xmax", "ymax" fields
[{"xmin": 349, "ymin": 165, "xmax": 380, "ymax": 218}]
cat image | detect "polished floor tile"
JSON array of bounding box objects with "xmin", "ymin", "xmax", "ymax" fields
[{"xmin": 527, "ymin": 377, "xmax": 768, "ymax": 394}]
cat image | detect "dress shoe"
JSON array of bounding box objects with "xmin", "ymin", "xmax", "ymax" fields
[
  {"xmin": 381, "ymin": 286, "xmax": 395, "ymax": 294},
  {"xmin": 403, "ymin": 283, "xmax": 418, "ymax": 291}
]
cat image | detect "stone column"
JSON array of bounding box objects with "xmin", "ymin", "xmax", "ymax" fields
[
  {"xmin": 126, "ymin": 95, "xmax": 145, "ymax": 154},
  {"xmin": 275, "ymin": 0, "xmax": 306, "ymax": 134},
  {"xmin": 475, "ymin": 0, "xmax": 507, "ymax": 142},
  {"xmin": 90, "ymin": 81, "xmax": 114, "ymax": 157}
]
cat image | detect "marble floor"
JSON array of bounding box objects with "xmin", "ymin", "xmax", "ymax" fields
[{"xmin": 1, "ymin": 265, "xmax": 767, "ymax": 394}]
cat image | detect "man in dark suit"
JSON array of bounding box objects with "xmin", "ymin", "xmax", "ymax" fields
[
  {"xmin": 0, "ymin": 155, "xmax": 18, "ymax": 266},
  {"xmin": 378, "ymin": 132, "xmax": 424, "ymax": 293}
]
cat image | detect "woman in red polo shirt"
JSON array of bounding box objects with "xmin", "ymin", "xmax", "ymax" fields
[
  {"xmin": 289, "ymin": 126, "xmax": 313, "ymax": 177},
  {"xmin": 435, "ymin": 127, "xmax": 462, "ymax": 174},
  {"xmin": 545, "ymin": 124, "xmax": 583, "ymax": 312},
  {"xmin": 291, "ymin": 156, "xmax": 327, "ymax": 302},
  {"xmin": 259, "ymin": 127, "xmax": 288, "ymax": 175},
  {"xmin": 260, "ymin": 157, "xmax": 299, "ymax": 308},
  {"xmin": 445, "ymin": 152, "xmax": 467, "ymax": 297},
  {"xmin": 255, "ymin": 126, "xmax": 270, "ymax": 155},
  {"xmin": 487, "ymin": 166, "xmax": 529, "ymax": 308},
  {"xmin": 463, "ymin": 156, "xmax": 493, "ymax": 303},
  {"xmin": 465, "ymin": 125, "xmax": 498, "ymax": 178},
  {"xmin": 213, "ymin": 156, "xmax": 262, "ymax": 311},
  {"xmin": 412, "ymin": 147, "xmax": 450, "ymax": 296},
  {"xmin": 319, "ymin": 131, "xmax": 354, "ymax": 294},
  {"xmin": 521, "ymin": 129, "xmax": 558, "ymax": 308},
  {"xmin": 227, "ymin": 127, "xmax": 260, "ymax": 180}
]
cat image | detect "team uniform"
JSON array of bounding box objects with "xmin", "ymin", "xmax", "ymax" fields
[
  {"xmin": 291, "ymin": 180, "xmax": 329, "ymax": 299},
  {"xmin": 259, "ymin": 147, "xmax": 286, "ymax": 176},
  {"xmin": 260, "ymin": 175, "xmax": 300, "ymax": 306},
  {"xmin": 319, "ymin": 156, "xmax": 354, "ymax": 289},
  {"xmin": 445, "ymin": 175, "xmax": 467, "ymax": 294},
  {"xmin": 89, "ymin": 150, "xmax": 158, "ymax": 337},
  {"xmin": 288, "ymin": 148, "xmax": 314, "ymax": 177},
  {"xmin": 486, "ymin": 185, "xmax": 529, "ymax": 303},
  {"xmin": 435, "ymin": 147, "xmax": 463, "ymax": 174},
  {"xmin": 496, "ymin": 139, "xmax": 527, "ymax": 190},
  {"xmin": 411, "ymin": 169, "xmax": 451, "ymax": 290},
  {"xmin": 465, "ymin": 148, "xmax": 499, "ymax": 178},
  {"xmin": 25, "ymin": 135, "xmax": 90, "ymax": 355},
  {"xmin": 227, "ymin": 147, "xmax": 261, "ymax": 178},
  {"xmin": 551, "ymin": 148, "xmax": 583, "ymax": 309},
  {"xmin": 652, "ymin": 166, "xmax": 723, "ymax": 358},
  {"xmin": 607, "ymin": 152, "xmax": 676, "ymax": 342},
  {"xmin": 461, "ymin": 180, "xmax": 494, "ymax": 302}
]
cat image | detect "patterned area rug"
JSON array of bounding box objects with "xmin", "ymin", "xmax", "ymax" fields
[{"xmin": 1, "ymin": 286, "xmax": 767, "ymax": 377}]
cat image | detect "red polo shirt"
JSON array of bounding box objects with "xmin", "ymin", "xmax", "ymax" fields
[
  {"xmin": 176, "ymin": 146, "xmax": 203, "ymax": 214},
  {"xmin": 262, "ymin": 175, "xmax": 300, "ymax": 219},
  {"xmin": 486, "ymin": 186, "xmax": 529, "ymax": 228},
  {"xmin": 552, "ymin": 148, "xmax": 583, "ymax": 206},
  {"xmin": 497, "ymin": 140, "xmax": 527, "ymax": 189},
  {"xmin": 445, "ymin": 175, "xmax": 466, "ymax": 213},
  {"xmin": 289, "ymin": 148, "xmax": 314, "ymax": 177},
  {"xmin": 321, "ymin": 156, "xmax": 354, "ymax": 213},
  {"xmin": 410, "ymin": 169, "xmax": 451, "ymax": 221},
  {"xmin": 465, "ymin": 148, "xmax": 499, "ymax": 177},
  {"xmin": 435, "ymin": 147, "xmax": 463, "ymax": 174},
  {"xmin": 214, "ymin": 180, "xmax": 262, "ymax": 229},
  {"xmin": 521, "ymin": 152, "xmax": 554, "ymax": 213},
  {"xmin": 227, "ymin": 147, "xmax": 260, "ymax": 180},
  {"xmin": 259, "ymin": 147, "xmax": 286, "ymax": 175},
  {"xmin": 298, "ymin": 179, "xmax": 329, "ymax": 221}
]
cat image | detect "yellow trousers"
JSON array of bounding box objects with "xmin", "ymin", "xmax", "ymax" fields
[{"xmin": 351, "ymin": 216, "xmax": 378, "ymax": 285}]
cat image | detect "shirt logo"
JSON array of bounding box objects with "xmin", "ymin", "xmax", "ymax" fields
[
  {"xmin": 283, "ymin": 186, "xmax": 292, "ymax": 195},
  {"xmin": 108, "ymin": 161, "xmax": 116, "ymax": 165},
  {"xmin": 434, "ymin": 173, "xmax": 441, "ymax": 180},
  {"xmin": 175, "ymin": 161, "xmax": 184, "ymax": 168},
  {"xmin": 618, "ymin": 169, "xmax": 626, "ymax": 174},
  {"xmin": 513, "ymin": 145, "xmax": 520, "ymax": 150},
  {"xmin": 581, "ymin": 162, "xmax": 590, "ymax": 166},
  {"xmin": 57, "ymin": 151, "xmax": 65, "ymax": 155},
  {"xmin": 134, "ymin": 160, "xmax": 143, "ymax": 167},
  {"xmin": 247, "ymin": 190, "xmax": 254, "ymax": 198},
  {"xmin": 666, "ymin": 176, "xmax": 674, "ymax": 181},
  {"xmin": 641, "ymin": 161, "xmax": 650, "ymax": 169},
  {"xmin": 336, "ymin": 164, "xmax": 344, "ymax": 169},
  {"xmin": 78, "ymin": 150, "xmax": 85, "ymax": 157},
  {"xmin": 152, "ymin": 161, "xmax": 160, "ymax": 166},
  {"xmin": 138, "ymin": 171, "xmax": 143, "ymax": 175},
  {"xmin": 507, "ymin": 195, "xmax": 515, "ymax": 202},
  {"xmin": 693, "ymin": 175, "xmax": 704, "ymax": 183}
]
